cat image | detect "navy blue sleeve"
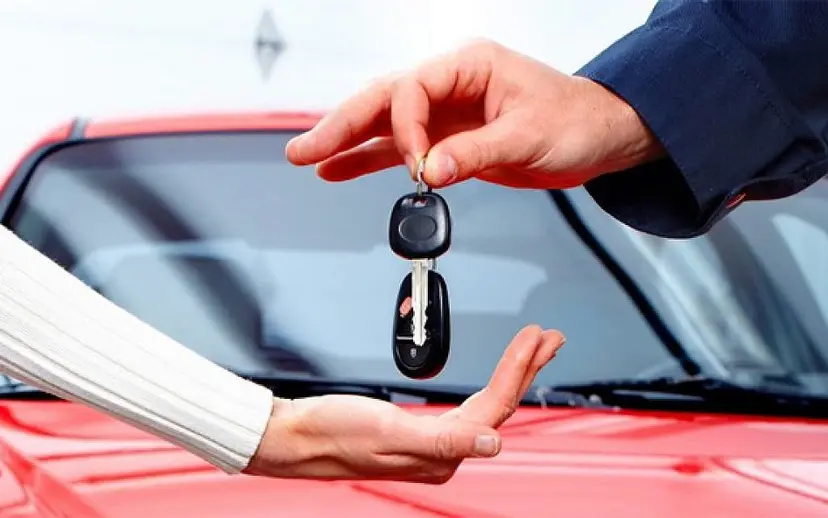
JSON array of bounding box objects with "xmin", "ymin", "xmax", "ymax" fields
[{"xmin": 576, "ymin": 0, "xmax": 828, "ymax": 238}]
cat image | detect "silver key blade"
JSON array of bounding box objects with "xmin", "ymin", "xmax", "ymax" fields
[
  {"xmin": 421, "ymin": 259, "xmax": 429, "ymax": 341},
  {"xmin": 411, "ymin": 259, "xmax": 429, "ymax": 346}
]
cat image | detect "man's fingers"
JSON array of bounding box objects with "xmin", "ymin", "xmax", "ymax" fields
[
  {"xmin": 286, "ymin": 77, "xmax": 395, "ymax": 165},
  {"xmin": 315, "ymin": 137, "xmax": 403, "ymax": 182},
  {"xmin": 390, "ymin": 76, "xmax": 432, "ymax": 172},
  {"xmin": 390, "ymin": 44, "xmax": 496, "ymax": 177},
  {"xmin": 389, "ymin": 52, "xmax": 457, "ymax": 169},
  {"xmin": 476, "ymin": 168, "xmax": 551, "ymax": 189},
  {"xmin": 288, "ymin": 41, "xmax": 499, "ymax": 176},
  {"xmin": 424, "ymin": 115, "xmax": 523, "ymax": 187}
]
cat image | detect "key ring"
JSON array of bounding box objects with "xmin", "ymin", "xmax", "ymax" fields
[{"xmin": 415, "ymin": 156, "xmax": 431, "ymax": 195}]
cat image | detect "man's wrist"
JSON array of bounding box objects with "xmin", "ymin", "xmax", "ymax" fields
[
  {"xmin": 613, "ymin": 92, "xmax": 666, "ymax": 167},
  {"xmin": 597, "ymin": 78, "xmax": 665, "ymax": 173}
]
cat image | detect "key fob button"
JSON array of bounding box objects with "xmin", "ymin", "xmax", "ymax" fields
[
  {"xmin": 399, "ymin": 215, "xmax": 437, "ymax": 242},
  {"xmin": 403, "ymin": 343, "xmax": 428, "ymax": 368}
]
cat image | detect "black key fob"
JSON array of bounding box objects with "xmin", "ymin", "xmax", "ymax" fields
[
  {"xmin": 389, "ymin": 191, "xmax": 451, "ymax": 260},
  {"xmin": 392, "ymin": 270, "xmax": 451, "ymax": 380}
]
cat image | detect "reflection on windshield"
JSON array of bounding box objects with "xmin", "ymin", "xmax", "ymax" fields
[
  {"xmin": 73, "ymin": 241, "xmax": 549, "ymax": 361},
  {"xmin": 774, "ymin": 214, "xmax": 828, "ymax": 324},
  {"xmin": 619, "ymin": 228, "xmax": 783, "ymax": 376},
  {"xmin": 568, "ymin": 183, "xmax": 828, "ymax": 396}
]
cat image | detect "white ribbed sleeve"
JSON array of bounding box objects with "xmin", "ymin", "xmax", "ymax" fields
[{"xmin": 0, "ymin": 225, "xmax": 274, "ymax": 473}]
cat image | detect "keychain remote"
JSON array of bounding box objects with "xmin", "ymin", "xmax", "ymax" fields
[{"xmin": 388, "ymin": 158, "xmax": 452, "ymax": 379}]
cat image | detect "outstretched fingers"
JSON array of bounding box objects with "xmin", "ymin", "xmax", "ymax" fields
[
  {"xmin": 518, "ymin": 329, "xmax": 565, "ymax": 397},
  {"xmin": 448, "ymin": 325, "xmax": 565, "ymax": 428}
]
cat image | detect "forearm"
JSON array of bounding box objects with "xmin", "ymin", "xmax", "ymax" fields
[
  {"xmin": 0, "ymin": 225, "xmax": 274, "ymax": 473},
  {"xmin": 577, "ymin": 0, "xmax": 828, "ymax": 238}
]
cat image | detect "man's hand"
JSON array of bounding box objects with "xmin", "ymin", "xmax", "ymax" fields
[
  {"xmin": 244, "ymin": 325, "xmax": 564, "ymax": 484},
  {"xmin": 286, "ymin": 39, "xmax": 664, "ymax": 190}
]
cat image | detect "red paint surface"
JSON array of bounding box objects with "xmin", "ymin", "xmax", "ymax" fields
[
  {"xmin": 83, "ymin": 111, "xmax": 323, "ymax": 138},
  {"xmin": 0, "ymin": 403, "xmax": 827, "ymax": 518},
  {"xmin": 1, "ymin": 113, "xmax": 826, "ymax": 517}
]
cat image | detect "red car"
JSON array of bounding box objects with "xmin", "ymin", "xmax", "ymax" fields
[{"xmin": 0, "ymin": 112, "xmax": 827, "ymax": 517}]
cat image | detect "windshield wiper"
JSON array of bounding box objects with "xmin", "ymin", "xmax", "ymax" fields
[
  {"xmin": 240, "ymin": 372, "xmax": 604, "ymax": 408},
  {"xmin": 552, "ymin": 375, "xmax": 828, "ymax": 419}
]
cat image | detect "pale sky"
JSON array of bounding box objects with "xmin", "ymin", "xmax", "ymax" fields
[{"xmin": 0, "ymin": 0, "xmax": 657, "ymax": 170}]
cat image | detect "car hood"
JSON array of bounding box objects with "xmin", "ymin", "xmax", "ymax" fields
[{"xmin": 0, "ymin": 401, "xmax": 826, "ymax": 518}]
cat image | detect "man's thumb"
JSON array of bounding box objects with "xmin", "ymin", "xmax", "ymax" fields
[
  {"xmin": 423, "ymin": 119, "xmax": 516, "ymax": 187},
  {"xmin": 432, "ymin": 422, "xmax": 502, "ymax": 460}
]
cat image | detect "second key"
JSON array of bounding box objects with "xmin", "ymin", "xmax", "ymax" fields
[{"xmin": 392, "ymin": 269, "xmax": 451, "ymax": 379}]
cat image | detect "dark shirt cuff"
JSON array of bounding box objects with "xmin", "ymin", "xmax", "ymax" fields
[{"xmin": 576, "ymin": 14, "xmax": 823, "ymax": 238}]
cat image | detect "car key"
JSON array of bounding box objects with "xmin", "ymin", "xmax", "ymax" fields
[
  {"xmin": 388, "ymin": 157, "xmax": 452, "ymax": 379},
  {"xmin": 388, "ymin": 159, "xmax": 452, "ymax": 345},
  {"xmin": 392, "ymin": 270, "xmax": 450, "ymax": 379}
]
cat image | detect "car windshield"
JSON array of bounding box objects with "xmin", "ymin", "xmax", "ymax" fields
[{"xmin": 5, "ymin": 131, "xmax": 828, "ymax": 399}]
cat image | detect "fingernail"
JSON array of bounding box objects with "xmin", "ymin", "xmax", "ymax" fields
[
  {"xmin": 544, "ymin": 329, "xmax": 566, "ymax": 345},
  {"xmin": 474, "ymin": 435, "xmax": 500, "ymax": 457},
  {"xmin": 426, "ymin": 152, "xmax": 457, "ymax": 186}
]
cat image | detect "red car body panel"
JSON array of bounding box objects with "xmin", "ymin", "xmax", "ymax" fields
[
  {"xmin": 1, "ymin": 112, "xmax": 827, "ymax": 518},
  {"xmin": 83, "ymin": 112, "xmax": 324, "ymax": 139}
]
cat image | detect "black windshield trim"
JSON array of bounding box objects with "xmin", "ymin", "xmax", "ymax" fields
[
  {"xmin": 552, "ymin": 375, "xmax": 828, "ymax": 419},
  {"xmin": 0, "ymin": 117, "xmax": 84, "ymax": 224},
  {"xmin": 548, "ymin": 190, "xmax": 702, "ymax": 376},
  {"xmin": 239, "ymin": 373, "xmax": 608, "ymax": 408}
]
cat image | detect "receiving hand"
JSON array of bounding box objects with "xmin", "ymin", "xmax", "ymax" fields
[
  {"xmin": 286, "ymin": 39, "xmax": 664, "ymax": 190},
  {"xmin": 244, "ymin": 324, "xmax": 564, "ymax": 484}
]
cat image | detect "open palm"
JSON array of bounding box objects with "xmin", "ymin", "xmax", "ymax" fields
[{"xmin": 245, "ymin": 325, "xmax": 564, "ymax": 483}]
